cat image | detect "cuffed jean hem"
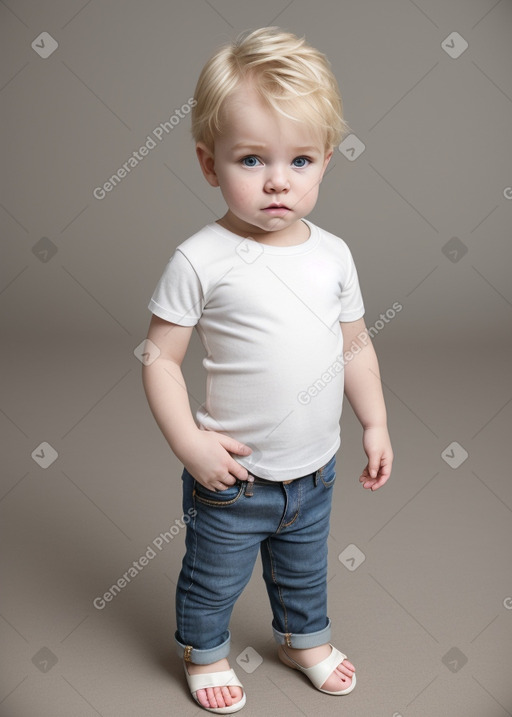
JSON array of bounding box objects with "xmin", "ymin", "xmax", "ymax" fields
[
  {"xmin": 174, "ymin": 630, "xmax": 231, "ymax": 665},
  {"xmin": 272, "ymin": 619, "xmax": 332, "ymax": 649}
]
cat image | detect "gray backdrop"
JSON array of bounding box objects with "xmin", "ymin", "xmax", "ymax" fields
[{"xmin": 2, "ymin": 1, "xmax": 511, "ymax": 716}]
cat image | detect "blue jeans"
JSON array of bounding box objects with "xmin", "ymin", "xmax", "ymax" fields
[{"xmin": 175, "ymin": 454, "xmax": 337, "ymax": 664}]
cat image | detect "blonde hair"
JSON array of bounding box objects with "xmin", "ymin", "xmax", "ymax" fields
[{"xmin": 191, "ymin": 27, "xmax": 350, "ymax": 152}]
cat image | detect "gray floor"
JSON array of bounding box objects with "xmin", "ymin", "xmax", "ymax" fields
[{"xmin": 1, "ymin": 335, "xmax": 511, "ymax": 717}]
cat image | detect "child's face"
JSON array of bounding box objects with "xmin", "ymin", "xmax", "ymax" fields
[{"xmin": 196, "ymin": 82, "xmax": 333, "ymax": 240}]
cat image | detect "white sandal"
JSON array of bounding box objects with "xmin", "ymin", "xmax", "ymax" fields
[
  {"xmin": 278, "ymin": 643, "xmax": 356, "ymax": 695},
  {"xmin": 183, "ymin": 663, "xmax": 246, "ymax": 714}
]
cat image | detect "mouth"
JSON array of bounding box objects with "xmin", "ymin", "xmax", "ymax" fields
[{"xmin": 262, "ymin": 204, "xmax": 290, "ymax": 213}]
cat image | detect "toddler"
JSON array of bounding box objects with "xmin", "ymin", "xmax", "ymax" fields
[{"xmin": 143, "ymin": 26, "xmax": 393, "ymax": 714}]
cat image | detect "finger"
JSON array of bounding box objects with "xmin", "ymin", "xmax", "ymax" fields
[
  {"xmin": 371, "ymin": 472, "xmax": 391, "ymax": 491},
  {"xmin": 228, "ymin": 460, "xmax": 249, "ymax": 481},
  {"xmin": 366, "ymin": 455, "xmax": 382, "ymax": 479},
  {"xmin": 371, "ymin": 461, "xmax": 392, "ymax": 490},
  {"xmin": 362, "ymin": 480, "xmax": 376, "ymax": 490},
  {"xmin": 219, "ymin": 435, "xmax": 252, "ymax": 457},
  {"xmin": 359, "ymin": 467, "xmax": 373, "ymax": 484},
  {"xmin": 360, "ymin": 470, "xmax": 378, "ymax": 489}
]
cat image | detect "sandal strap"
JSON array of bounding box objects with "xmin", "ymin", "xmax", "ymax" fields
[
  {"xmin": 185, "ymin": 667, "xmax": 244, "ymax": 693},
  {"xmin": 285, "ymin": 645, "xmax": 347, "ymax": 689}
]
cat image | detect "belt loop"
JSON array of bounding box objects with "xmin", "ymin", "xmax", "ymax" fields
[
  {"xmin": 314, "ymin": 469, "xmax": 319, "ymax": 486},
  {"xmin": 245, "ymin": 475, "xmax": 254, "ymax": 497}
]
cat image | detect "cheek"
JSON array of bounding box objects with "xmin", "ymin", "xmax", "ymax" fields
[
  {"xmin": 224, "ymin": 175, "xmax": 254, "ymax": 204},
  {"xmin": 298, "ymin": 180, "xmax": 320, "ymax": 206}
]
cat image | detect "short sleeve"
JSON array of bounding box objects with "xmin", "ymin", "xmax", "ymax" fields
[
  {"xmin": 148, "ymin": 249, "xmax": 204, "ymax": 326},
  {"xmin": 338, "ymin": 245, "xmax": 365, "ymax": 322}
]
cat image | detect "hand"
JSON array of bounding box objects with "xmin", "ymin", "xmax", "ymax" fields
[
  {"xmin": 181, "ymin": 430, "xmax": 252, "ymax": 492},
  {"xmin": 359, "ymin": 425, "xmax": 393, "ymax": 491}
]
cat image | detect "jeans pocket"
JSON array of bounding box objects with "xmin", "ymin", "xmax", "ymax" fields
[
  {"xmin": 193, "ymin": 480, "xmax": 245, "ymax": 507},
  {"xmin": 317, "ymin": 455, "xmax": 337, "ymax": 487}
]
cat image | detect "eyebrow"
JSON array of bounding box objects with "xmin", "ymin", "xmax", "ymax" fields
[
  {"xmin": 231, "ymin": 142, "xmax": 267, "ymax": 150},
  {"xmin": 231, "ymin": 143, "xmax": 322, "ymax": 154}
]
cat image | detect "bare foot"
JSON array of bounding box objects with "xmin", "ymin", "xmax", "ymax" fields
[
  {"xmin": 281, "ymin": 643, "xmax": 355, "ymax": 693},
  {"xmin": 186, "ymin": 658, "xmax": 244, "ymax": 710}
]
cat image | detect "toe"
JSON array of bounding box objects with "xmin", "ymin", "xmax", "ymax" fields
[
  {"xmin": 195, "ymin": 684, "xmax": 243, "ymax": 709},
  {"xmin": 338, "ymin": 659, "xmax": 355, "ymax": 679},
  {"xmin": 187, "ymin": 659, "xmax": 244, "ymax": 709},
  {"xmin": 195, "ymin": 688, "xmax": 210, "ymax": 708},
  {"xmin": 213, "ymin": 686, "xmax": 226, "ymax": 708},
  {"xmin": 228, "ymin": 686, "xmax": 243, "ymax": 705},
  {"xmin": 336, "ymin": 667, "xmax": 353, "ymax": 684},
  {"xmin": 207, "ymin": 686, "xmax": 243, "ymax": 709},
  {"xmin": 321, "ymin": 660, "xmax": 356, "ymax": 693},
  {"xmin": 207, "ymin": 687, "xmax": 219, "ymax": 709},
  {"xmin": 220, "ymin": 686, "xmax": 232, "ymax": 707}
]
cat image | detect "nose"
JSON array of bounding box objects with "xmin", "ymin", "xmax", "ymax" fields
[{"xmin": 264, "ymin": 165, "xmax": 290, "ymax": 193}]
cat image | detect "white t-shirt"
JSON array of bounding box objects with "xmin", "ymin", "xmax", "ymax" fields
[{"xmin": 148, "ymin": 219, "xmax": 365, "ymax": 480}]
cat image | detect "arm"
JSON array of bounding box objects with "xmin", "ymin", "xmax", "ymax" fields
[
  {"xmin": 340, "ymin": 317, "xmax": 393, "ymax": 491},
  {"xmin": 141, "ymin": 314, "xmax": 251, "ymax": 490}
]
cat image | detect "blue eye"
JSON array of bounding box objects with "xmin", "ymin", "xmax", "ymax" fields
[
  {"xmin": 292, "ymin": 157, "xmax": 310, "ymax": 168},
  {"xmin": 241, "ymin": 156, "xmax": 261, "ymax": 167}
]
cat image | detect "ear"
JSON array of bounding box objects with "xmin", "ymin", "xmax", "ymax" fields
[
  {"xmin": 196, "ymin": 142, "xmax": 219, "ymax": 187},
  {"xmin": 320, "ymin": 149, "xmax": 334, "ymax": 179}
]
